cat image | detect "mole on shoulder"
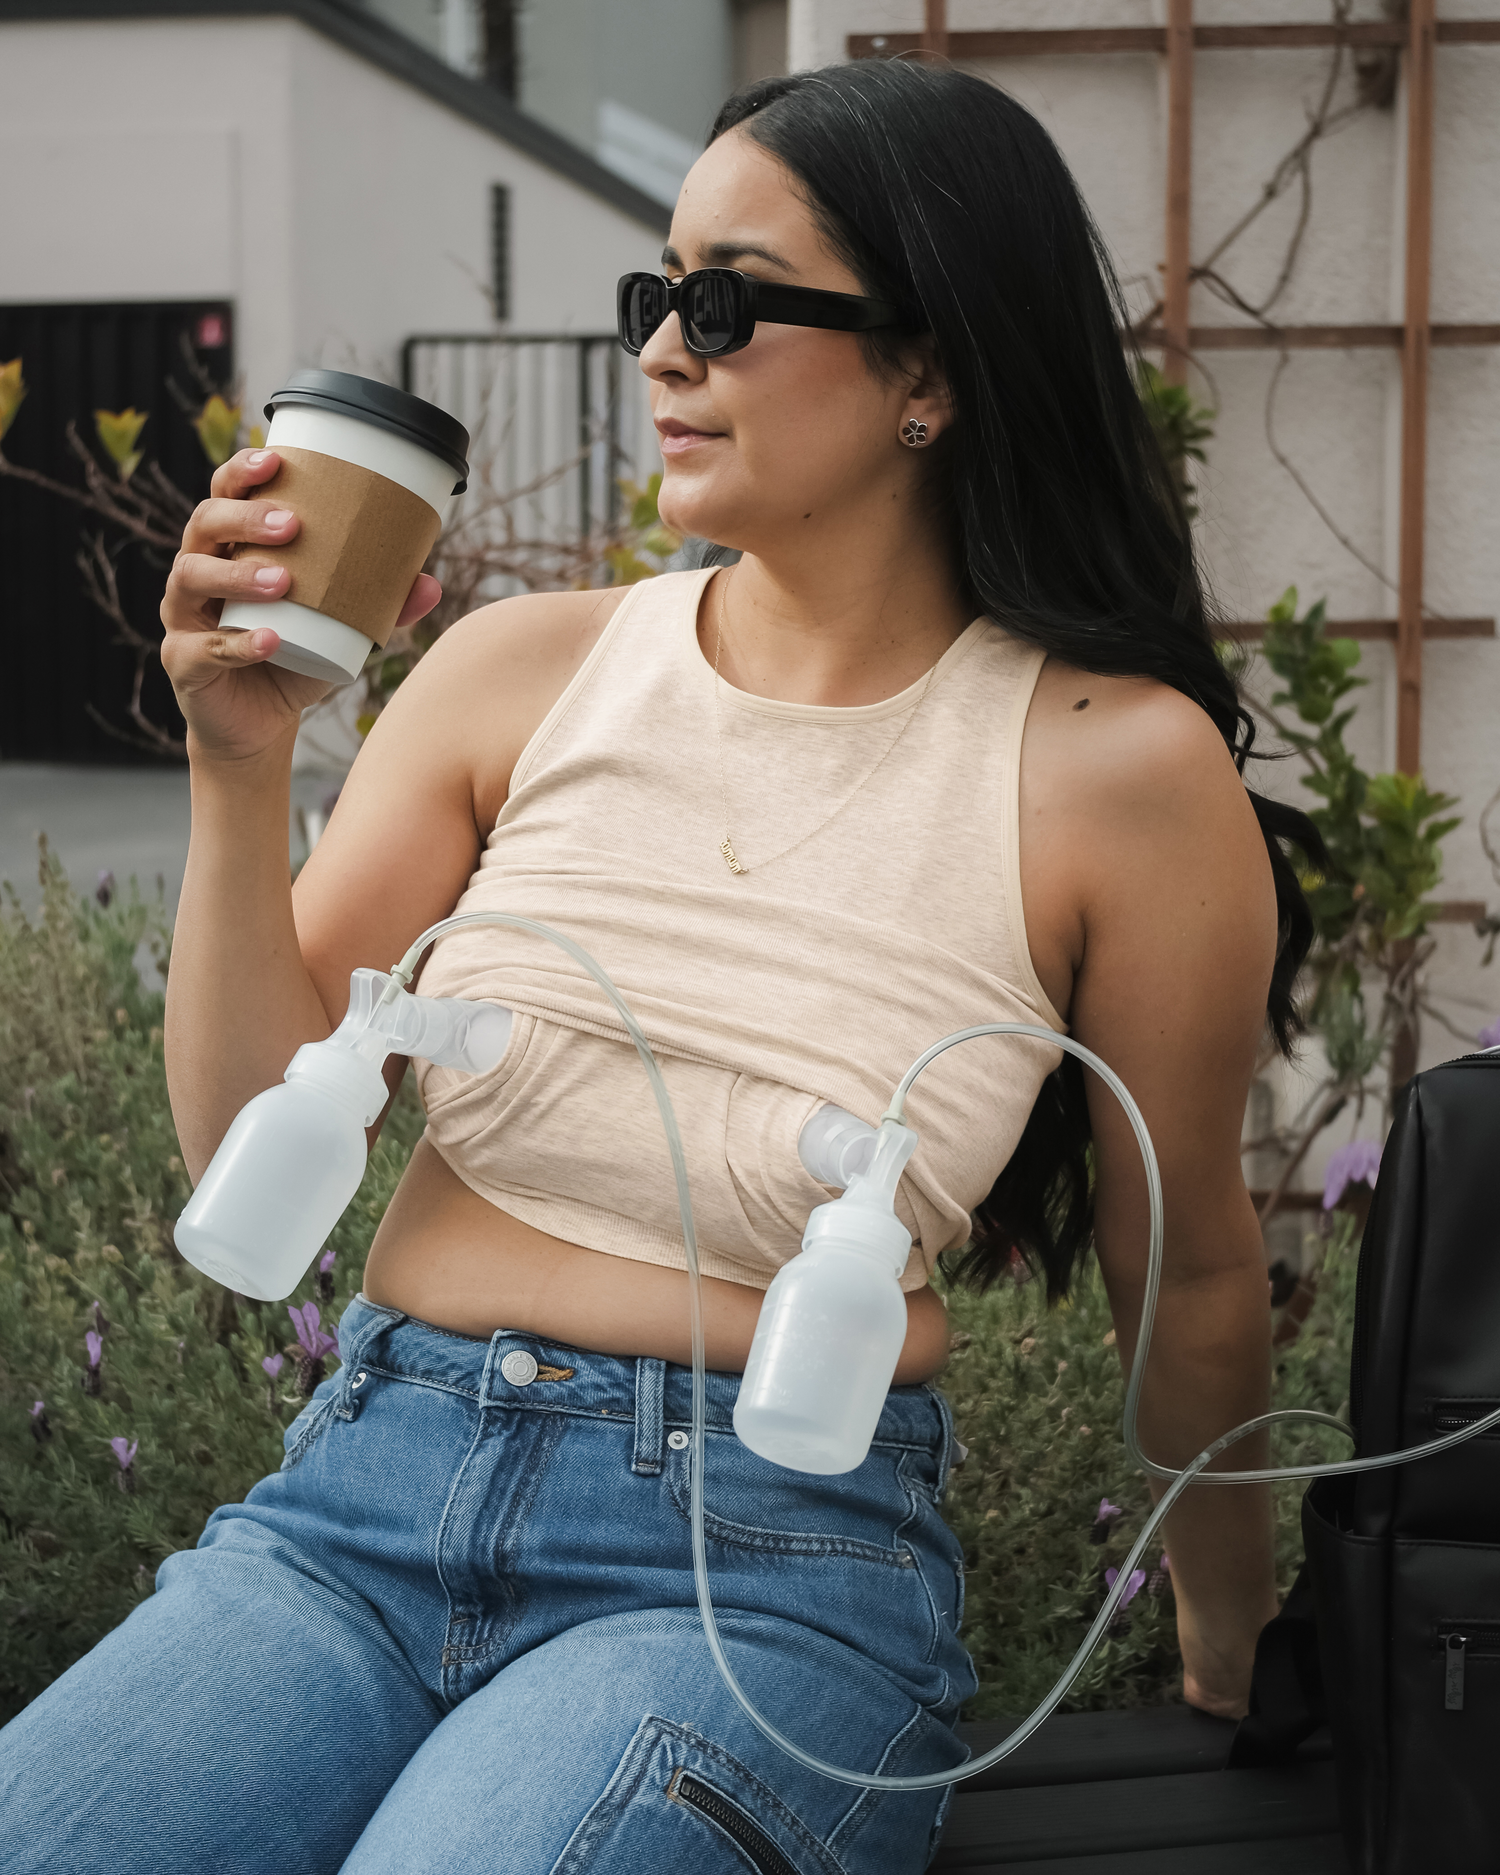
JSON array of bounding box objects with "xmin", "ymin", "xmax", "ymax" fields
[{"xmin": 1072, "ymin": 697, "xmax": 1091, "ymax": 712}]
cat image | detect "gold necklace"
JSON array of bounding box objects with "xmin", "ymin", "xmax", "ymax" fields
[{"xmin": 711, "ymin": 571, "xmax": 937, "ymax": 878}]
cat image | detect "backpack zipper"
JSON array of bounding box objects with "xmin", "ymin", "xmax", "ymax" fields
[
  {"xmin": 1436, "ymin": 1624, "xmax": 1500, "ymax": 1710},
  {"xmin": 1431, "ymin": 1400, "xmax": 1500, "ymax": 1439},
  {"xmin": 667, "ymin": 1769, "xmax": 804, "ymax": 1875}
]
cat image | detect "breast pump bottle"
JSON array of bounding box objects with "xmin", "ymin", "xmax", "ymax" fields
[
  {"xmin": 734, "ymin": 1109, "xmax": 918, "ymax": 1475},
  {"xmin": 175, "ymin": 970, "xmax": 510, "ymax": 1300}
]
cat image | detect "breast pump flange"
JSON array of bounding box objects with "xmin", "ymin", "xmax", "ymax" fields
[
  {"xmin": 174, "ymin": 967, "xmax": 511, "ymax": 1299},
  {"xmin": 176, "ymin": 911, "xmax": 1500, "ymax": 1795}
]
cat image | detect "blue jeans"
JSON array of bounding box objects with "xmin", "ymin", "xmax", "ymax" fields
[{"xmin": 1, "ymin": 1294, "xmax": 975, "ymax": 1873}]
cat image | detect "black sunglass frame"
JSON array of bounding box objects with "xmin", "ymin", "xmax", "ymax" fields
[{"xmin": 616, "ymin": 269, "xmax": 910, "ymax": 358}]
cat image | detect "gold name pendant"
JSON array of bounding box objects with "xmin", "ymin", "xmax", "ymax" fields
[{"xmin": 719, "ymin": 838, "xmax": 745, "ymax": 876}]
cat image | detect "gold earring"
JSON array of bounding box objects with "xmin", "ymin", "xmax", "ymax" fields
[{"xmin": 900, "ymin": 418, "xmax": 930, "ymax": 447}]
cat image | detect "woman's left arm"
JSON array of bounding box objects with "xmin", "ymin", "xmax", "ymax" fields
[{"xmin": 1022, "ymin": 669, "xmax": 1282, "ymax": 1718}]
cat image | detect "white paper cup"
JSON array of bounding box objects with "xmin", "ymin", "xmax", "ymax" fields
[{"xmin": 220, "ymin": 370, "xmax": 469, "ymax": 685}]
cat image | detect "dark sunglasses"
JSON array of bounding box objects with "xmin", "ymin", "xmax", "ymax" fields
[{"xmin": 616, "ymin": 269, "xmax": 909, "ymax": 358}]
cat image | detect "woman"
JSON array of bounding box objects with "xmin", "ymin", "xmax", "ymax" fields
[{"xmin": 1, "ymin": 61, "xmax": 1318, "ymax": 1874}]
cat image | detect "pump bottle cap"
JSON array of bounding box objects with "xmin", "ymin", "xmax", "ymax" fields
[
  {"xmin": 285, "ymin": 1041, "xmax": 389, "ymax": 1126},
  {"xmin": 800, "ymin": 1197, "xmax": 911, "ymax": 1273}
]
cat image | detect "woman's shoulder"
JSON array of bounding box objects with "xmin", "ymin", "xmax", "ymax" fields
[
  {"xmin": 1022, "ymin": 657, "xmax": 1267, "ymax": 919},
  {"xmin": 1019, "ymin": 659, "xmax": 1274, "ymax": 1023},
  {"xmin": 421, "ymin": 586, "xmax": 633, "ymax": 690},
  {"xmin": 352, "ymin": 587, "xmax": 635, "ymax": 835},
  {"xmin": 1029, "ymin": 658, "xmax": 1244, "ymax": 819}
]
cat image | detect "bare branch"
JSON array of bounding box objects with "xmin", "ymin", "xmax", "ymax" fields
[
  {"xmin": 1262, "ymin": 348, "xmax": 1398, "ymax": 595},
  {"xmin": 77, "ymin": 535, "xmax": 155, "ymax": 652},
  {"xmin": 83, "ymin": 701, "xmax": 185, "ymax": 760}
]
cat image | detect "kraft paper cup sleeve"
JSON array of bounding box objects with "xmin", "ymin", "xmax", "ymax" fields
[{"xmin": 231, "ymin": 447, "xmax": 444, "ymax": 651}]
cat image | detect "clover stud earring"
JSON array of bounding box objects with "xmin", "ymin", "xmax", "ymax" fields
[{"xmin": 900, "ymin": 419, "xmax": 930, "ymax": 448}]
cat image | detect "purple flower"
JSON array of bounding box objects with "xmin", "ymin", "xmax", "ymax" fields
[
  {"xmin": 1479, "ymin": 1019, "xmax": 1500, "ymax": 1050},
  {"xmin": 109, "ymin": 1435, "xmax": 138, "ymax": 1493},
  {"xmin": 95, "ymin": 869, "xmax": 115, "ymax": 907},
  {"xmin": 317, "ymin": 1246, "xmax": 336, "ymax": 1303},
  {"xmin": 1105, "ymin": 1566, "xmax": 1148, "ymax": 1628},
  {"xmin": 29, "ymin": 1399, "xmax": 51, "ymax": 1445},
  {"xmin": 1323, "ymin": 1139, "xmax": 1383, "ymax": 1211},
  {"xmin": 288, "ymin": 1302, "xmax": 337, "ymax": 1361},
  {"xmin": 1105, "ymin": 1565, "xmax": 1147, "ymax": 1609},
  {"xmin": 262, "ymin": 1353, "xmax": 284, "ymax": 1379},
  {"xmin": 1090, "ymin": 1497, "xmax": 1124, "ymax": 1544},
  {"xmin": 1146, "ymin": 1552, "xmax": 1171, "ymax": 1597},
  {"xmin": 85, "ymin": 1330, "xmax": 102, "ymax": 1367},
  {"xmin": 319, "ymin": 1248, "xmax": 336, "ymax": 1275},
  {"xmin": 285, "ymin": 1301, "xmax": 339, "ymax": 1397},
  {"xmin": 30, "ymin": 1399, "xmax": 45, "ymax": 1418}
]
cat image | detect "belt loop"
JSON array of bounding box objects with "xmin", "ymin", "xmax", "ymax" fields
[{"xmin": 632, "ymin": 1357, "xmax": 666, "ymax": 1475}]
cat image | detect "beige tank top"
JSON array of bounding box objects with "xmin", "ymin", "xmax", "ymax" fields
[{"xmin": 413, "ymin": 566, "xmax": 1066, "ymax": 1291}]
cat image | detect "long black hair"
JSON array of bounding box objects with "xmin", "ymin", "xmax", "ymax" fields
[{"xmin": 710, "ymin": 61, "xmax": 1323, "ymax": 1300}]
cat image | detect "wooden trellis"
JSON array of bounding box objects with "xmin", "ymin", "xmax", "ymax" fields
[{"xmin": 853, "ymin": 1, "xmax": 1500, "ymax": 784}]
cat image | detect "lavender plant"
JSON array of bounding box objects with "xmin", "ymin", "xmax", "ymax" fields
[
  {"xmin": 0, "ymin": 846, "xmax": 421, "ymax": 1720},
  {"xmin": 940, "ymin": 1212, "xmax": 1358, "ymax": 1717}
]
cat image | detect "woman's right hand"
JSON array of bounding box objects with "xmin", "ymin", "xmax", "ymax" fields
[
  {"xmin": 160, "ymin": 448, "xmax": 326, "ymax": 764},
  {"xmin": 160, "ymin": 447, "xmax": 441, "ymax": 765}
]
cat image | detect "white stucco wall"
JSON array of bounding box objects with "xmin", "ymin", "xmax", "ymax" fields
[
  {"xmin": 792, "ymin": 1, "xmax": 1500, "ymax": 1179},
  {"xmin": 0, "ymin": 15, "xmax": 664, "ymax": 415}
]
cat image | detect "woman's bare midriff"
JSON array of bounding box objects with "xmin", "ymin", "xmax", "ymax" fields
[{"xmin": 361, "ymin": 1135, "xmax": 953, "ymax": 1382}]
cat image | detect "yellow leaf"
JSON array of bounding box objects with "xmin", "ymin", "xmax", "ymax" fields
[
  {"xmin": 355, "ymin": 712, "xmax": 378, "ymax": 738},
  {"xmin": 94, "ymin": 407, "xmax": 149, "ymax": 480},
  {"xmin": 247, "ymin": 424, "xmax": 266, "ymax": 449},
  {"xmin": 193, "ymin": 394, "xmax": 243, "ymax": 468},
  {"xmin": 0, "ymin": 357, "xmax": 26, "ymax": 443}
]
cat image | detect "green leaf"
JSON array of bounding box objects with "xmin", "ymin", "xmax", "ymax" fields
[
  {"xmin": 94, "ymin": 407, "xmax": 149, "ymax": 481},
  {"xmin": 1134, "ymin": 360, "xmax": 1216, "ymax": 520},
  {"xmin": 191, "ymin": 395, "xmax": 242, "ymax": 469}
]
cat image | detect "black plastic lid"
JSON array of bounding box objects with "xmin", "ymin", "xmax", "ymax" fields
[{"xmin": 265, "ymin": 369, "xmax": 470, "ymax": 493}]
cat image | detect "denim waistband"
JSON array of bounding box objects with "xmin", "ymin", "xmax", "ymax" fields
[{"xmin": 336, "ymin": 1293, "xmax": 953, "ymax": 1475}]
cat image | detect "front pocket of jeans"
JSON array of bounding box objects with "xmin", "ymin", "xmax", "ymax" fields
[
  {"xmin": 666, "ymin": 1434, "xmax": 913, "ymax": 1565},
  {"xmin": 280, "ymin": 1391, "xmax": 338, "ymax": 1471}
]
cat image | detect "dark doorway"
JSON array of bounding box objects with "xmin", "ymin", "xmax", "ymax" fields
[{"xmin": 0, "ymin": 301, "xmax": 234, "ymax": 763}]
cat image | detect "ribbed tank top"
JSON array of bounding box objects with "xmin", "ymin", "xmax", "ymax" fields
[{"xmin": 413, "ymin": 567, "xmax": 1066, "ymax": 1291}]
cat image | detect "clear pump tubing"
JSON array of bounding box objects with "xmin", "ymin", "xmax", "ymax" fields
[
  {"xmin": 379, "ymin": 927, "xmax": 1500, "ymax": 1793},
  {"xmin": 886, "ymin": 1025, "xmax": 1500, "ymax": 1493}
]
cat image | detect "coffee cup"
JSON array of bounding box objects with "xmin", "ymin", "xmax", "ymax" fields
[{"xmin": 221, "ymin": 369, "xmax": 469, "ymax": 685}]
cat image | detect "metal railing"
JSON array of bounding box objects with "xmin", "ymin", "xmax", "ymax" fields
[{"xmin": 400, "ymin": 333, "xmax": 660, "ymax": 548}]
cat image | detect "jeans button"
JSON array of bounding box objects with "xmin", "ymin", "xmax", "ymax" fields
[
  {"xmin": 351, "ymin": 1371, "xmax": 368, "ymax": 1390},
  {"xmin": 666, "ymin": 1429, "xmax": 690, "ymax": 1450},
  {"xmin": 501, "ymin": 1350, "xmax": 539, "ymax": 1387}
]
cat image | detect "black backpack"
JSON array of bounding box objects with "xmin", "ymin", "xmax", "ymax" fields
[{"xmin": 1231, "ymin": 1049, "xmax": 1500, "ymax": 1872}]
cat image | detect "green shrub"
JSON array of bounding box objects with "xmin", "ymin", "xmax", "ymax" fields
[
  {"xmin": 0, "ymin": 848, "xmax": 422, "ymax": 1722},
  {"xmin": 0, "ymin": 851, "xmax": 1357, "ymax": 1724},
  {"xmin": 941, "ymin": 1218, "xmax": 1357, "ymax": 1715}
]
